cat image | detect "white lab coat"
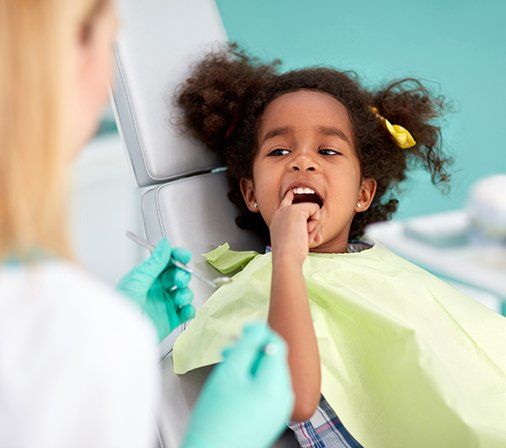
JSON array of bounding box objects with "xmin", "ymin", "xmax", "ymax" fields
[{"xmin": 0, "ymin": 260, "xmax": 160, "ymax": 448}]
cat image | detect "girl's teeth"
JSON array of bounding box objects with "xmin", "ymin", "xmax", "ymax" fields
[{"xmin": 292, "ymin": 187, "xmax": 315, "ymax": 194}]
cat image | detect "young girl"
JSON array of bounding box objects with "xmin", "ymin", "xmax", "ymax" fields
[{"xmin": 172, "ymin": 45, "xmax": 506, "ymax": 448}]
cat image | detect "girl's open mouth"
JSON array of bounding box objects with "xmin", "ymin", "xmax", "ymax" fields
[{"xmin": 291, "ymin": 188, "xmax": 324, "ymax": 208}]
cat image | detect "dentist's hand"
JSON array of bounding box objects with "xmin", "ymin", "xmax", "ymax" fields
[
  {"xmin": 270, "ymin": 189, "xmax": 323, "ymax": 266},
  {"xmin": 181, "ymin": 323, "xmax": 294, "ymax": 448},
  {"xmin": 117, "ymin": 239, "xmax": 195, "ymax": 341}
]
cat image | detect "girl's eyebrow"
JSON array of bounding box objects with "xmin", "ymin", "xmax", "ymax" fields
[
  {"xmin": 318, "ymin": 126, "xmax": 351, "ymax": 145},
  {"xmin": 260, "ymin": 126, "xmax": 291, "ymax": 144}
]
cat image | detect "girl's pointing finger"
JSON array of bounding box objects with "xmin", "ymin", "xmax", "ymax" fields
[{"xmin": 280, "ymin": 189, "xmax": 295, "ymax": 208}]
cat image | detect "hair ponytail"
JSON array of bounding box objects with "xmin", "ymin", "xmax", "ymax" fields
[{"xmin": 372, "ymin": 79, "xmax": 452, "ymax": 187}]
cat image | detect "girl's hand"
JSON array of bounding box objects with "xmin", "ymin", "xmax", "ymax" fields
[{"xmin": 269, "ymin": 190, "xmax": 323, "ymax": 267}]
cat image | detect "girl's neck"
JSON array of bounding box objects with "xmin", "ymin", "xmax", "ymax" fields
[{"xmin": 310, "ymin": 234, "xmax": 350, "ymax": 254}]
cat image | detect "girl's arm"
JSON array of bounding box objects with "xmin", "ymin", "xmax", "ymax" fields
[
  {"xmin": 268, "ymin": 191, "xmax": 322, "ymax": 422},
  {"xmin": 269, "ymin": 255, "xmax": 321, "ymax": 422}
]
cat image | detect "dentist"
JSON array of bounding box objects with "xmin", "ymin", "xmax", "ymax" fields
[{"xmin": 0, "ymin": 1, "xmax": 293, "ymax": 447}]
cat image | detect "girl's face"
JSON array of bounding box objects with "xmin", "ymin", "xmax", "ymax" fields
[{"xmin": 240, "ymin": 89, "xmax": 377, "ymax": 252}]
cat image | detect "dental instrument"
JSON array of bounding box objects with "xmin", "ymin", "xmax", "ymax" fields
[{"xmin": 125, "ymin": 231, "xmax": 232, "ymax": 289}]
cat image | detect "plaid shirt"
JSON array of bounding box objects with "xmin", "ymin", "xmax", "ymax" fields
[
  {"xmin": 288, "ymin": 395, "xmax": 363, "ymax": 448},
  {"xmin": 287, "ymin": 241, "xmax": 371, "ymax": 447}
]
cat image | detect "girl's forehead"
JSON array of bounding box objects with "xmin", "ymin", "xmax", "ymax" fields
[{"xmin": 258, "ymin": 89, "xmax": 354, "ymax": 144}]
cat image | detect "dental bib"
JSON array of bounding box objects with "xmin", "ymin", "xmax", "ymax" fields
[{"xmin": 173, "ymin": 242, "xmax": 506, "ymax": 448}]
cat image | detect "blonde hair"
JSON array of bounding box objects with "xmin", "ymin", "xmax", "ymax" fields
[{"xmin": 0, "ymin": 0, "xmax": 107, "ymax": 261}]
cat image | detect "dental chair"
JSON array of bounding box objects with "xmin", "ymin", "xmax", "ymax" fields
[{"xmin": 111, "ymin": 0, "xmax": 298, "ymax": 446}]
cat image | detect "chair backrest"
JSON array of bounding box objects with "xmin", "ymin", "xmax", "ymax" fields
[
  {"xmin": 111, "ymin": 0, "xmax": 264, "ymax": 315},
  {"xmin": 112, "ymin": 0, "xmax": 266, "ymax": 353}
]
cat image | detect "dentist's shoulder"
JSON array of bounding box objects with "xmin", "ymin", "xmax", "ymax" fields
[{"xmin": 0, "ymin": 259, "xmax": 160, "ymax": 448}]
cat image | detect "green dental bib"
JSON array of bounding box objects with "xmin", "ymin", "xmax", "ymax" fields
[{"xmin": 173, "ymin": 242, "xmax": 506, "ymax": 448}]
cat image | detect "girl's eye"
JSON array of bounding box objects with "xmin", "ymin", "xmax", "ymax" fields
[
  {"xmin": 319, "ymin": 148, "xmax": 341, "ymax": 156},
  {"xmin": 268, "ymin": 148, "xmax": 290, "ymax": 156}
]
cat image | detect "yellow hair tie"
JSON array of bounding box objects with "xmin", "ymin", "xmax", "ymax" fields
[{"xmin": 370, "ymin": 107, "xmax": 416, "ymax": 149}]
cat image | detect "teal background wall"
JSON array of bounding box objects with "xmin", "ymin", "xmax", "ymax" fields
[{"xmin": 215, "ymin": 0, "xmax": 506, "ymax": 220}]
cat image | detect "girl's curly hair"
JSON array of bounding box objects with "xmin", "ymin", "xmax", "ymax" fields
[{"xmin": 176, "ymin": 44, "xmax": 452, "ymax": 244}]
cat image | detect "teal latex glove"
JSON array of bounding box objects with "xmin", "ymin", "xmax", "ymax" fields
[
  {"xmin": 117, "ymin": 239, "xmax": 195, "ymax": 341},
  {"xmin": 181, "ymin": 323, "xmax": 294, "ymax": 448}
]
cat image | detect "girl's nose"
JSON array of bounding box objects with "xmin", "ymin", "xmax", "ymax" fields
[{"xmin": 290, "ymin": 154, "xmax": 319, "ymax": 172}]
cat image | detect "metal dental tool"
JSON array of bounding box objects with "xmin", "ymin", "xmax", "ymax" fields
[{"xmin": 125, "ymin": 231, "xmax": 232, "ymax": 289}]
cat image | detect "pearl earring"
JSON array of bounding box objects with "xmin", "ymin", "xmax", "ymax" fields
[
  {"xmin": 253, "ymin": 202, "xmax": 258, "ymax": 208},
  {"xmin": 356, "ymin": 203, "xmax": 362, "ymax": 208}
]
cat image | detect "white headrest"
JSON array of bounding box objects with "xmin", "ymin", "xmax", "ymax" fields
[{"xmin": 112, "ymin": 0, "xmax": 227, "ymax": 187}]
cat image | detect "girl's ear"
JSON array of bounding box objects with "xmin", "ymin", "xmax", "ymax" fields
[
  {"xmin": 356, "ymin": 178, "xmax": 377, "ymax": 212},
  {"xmin": 240, "ymin": 178, "xmax": 259, "ymax": 213}
]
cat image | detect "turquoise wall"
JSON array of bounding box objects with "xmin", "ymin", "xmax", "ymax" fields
[{"xmin": 215, "ymin": 0, "xmax": 506, "ymax": 219}]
